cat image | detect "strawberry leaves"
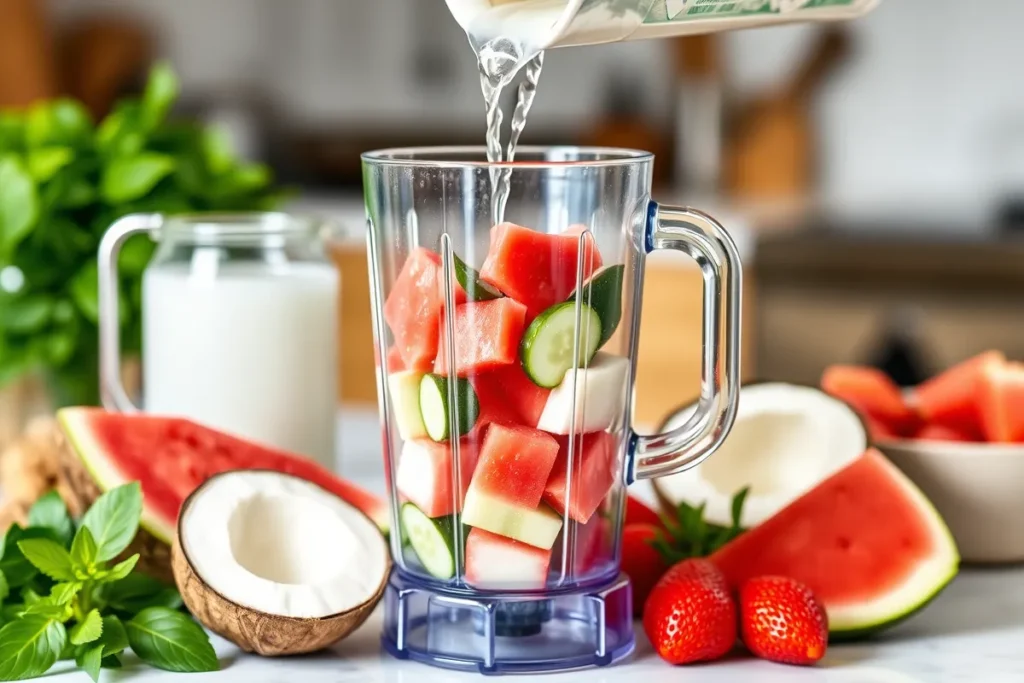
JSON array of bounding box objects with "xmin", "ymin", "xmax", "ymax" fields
[{"xmin": 651, "ymin": 487, "xmax": 750, "ymax": 565}]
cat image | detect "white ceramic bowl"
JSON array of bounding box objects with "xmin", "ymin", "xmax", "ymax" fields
[{"xmin": 879, "ymin": 438, "xmax": 1024, "ymax": 564}]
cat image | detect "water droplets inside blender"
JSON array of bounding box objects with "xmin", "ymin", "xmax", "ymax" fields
[{"xmin": 476, "ymin": 36, "xmax": 545, "ymax": 225}]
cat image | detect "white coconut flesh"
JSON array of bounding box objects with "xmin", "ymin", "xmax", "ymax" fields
[
  {"xmin": 656, "ymin": 383, "xmax": 867, "ymax": 528},
  {"xmin": 179, "ymin": 471, "xmax": 388, "ymax": 619}
]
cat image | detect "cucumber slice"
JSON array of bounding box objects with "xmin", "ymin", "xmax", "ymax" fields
[
  {"xmin": 388, "ymin": 370, "xmax": 428, "ymax": 440},
  {"xmin": 569, "ymin": 264, "xmax": 624, "ymax": 347},
  {"xmin": 420, "ymin": 374, "xmax": 480, "ymax": 441},
  {"xmin": 401, "ymin": 503, "xmax": 456, "ymax": 579},
  {"xmin": 453, "ymin": 253, "xmax": 503, "ymax": 301},
  {"xmin": 520, "ymin": 301, "xmax": 602, "ymax": 389}
]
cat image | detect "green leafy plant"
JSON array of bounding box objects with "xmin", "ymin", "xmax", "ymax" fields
[
  {"xmin": 650, "ymin": 487, "xmax": 750, "ymax": 564},
  {"xmin": 0, "ymin": 486, "xmax": 218, "ymax": 680},
  {"xmin": 0, "ymin": 63, "xmax": 284, "ymax": 406}
]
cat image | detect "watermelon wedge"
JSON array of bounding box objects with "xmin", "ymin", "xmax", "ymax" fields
[
  {"xmin": 978, "ymin": 360, "xmax": 1024, "ymax": 443},
  {"xmin": 710, "ymin": 448, "xmax": 959, "ymax": 639},
  {"xmin": 821, "ymin": 365, "xmax": 918, "ymax": 435},
  {"xmin": 57, "ymin": 408, "xmax": 390, "ymax": 543},
  {"xmin": 913, "ymin": 351, "xmax": 1004, "ymax": 435}
]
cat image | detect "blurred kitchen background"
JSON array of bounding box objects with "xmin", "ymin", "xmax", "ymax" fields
[{"xmin": 2, "ymin": 0, "xmax": 1023, "ymax": 434}]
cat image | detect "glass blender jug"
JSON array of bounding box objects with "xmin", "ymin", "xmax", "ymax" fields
[{"xmin": 363, "ymin": 147, "xmax": 741, "ymax": 674}]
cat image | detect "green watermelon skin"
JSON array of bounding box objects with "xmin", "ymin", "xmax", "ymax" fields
[
  {"xmin": 710, "ymin": 448, "xmax": 959, "ymax": 639},
  {"xmin": 58, "ymin": 408, "xmax": 389, "ymax": 543}
]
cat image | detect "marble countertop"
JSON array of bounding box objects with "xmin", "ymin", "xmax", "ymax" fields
[{"xmin": 48, "ymin": 410, "xmax": 1024, "ymax": 682}]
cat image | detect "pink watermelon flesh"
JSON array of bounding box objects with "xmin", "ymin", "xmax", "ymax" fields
[
  {"xmin": 470, "ymin": 423, "xmax": 560, "ymax": 508},
  {"xmin": 543, "ymin": 431, "xmax": 618, "ymax": 524},
  {"xmin": 474, "ymin": 363, "xmax": 550, "ymax": 428},
  {"xmin": 433, "ymin": 298, "xmax": 527, "ymax": 376},
  {"xmin": 58, "ymin": 408, "xmax": 390, "ymax": 540},
  {"xmin": 710, "ymin": 448, "xmax": 958, "ymax": 637},
  {"xmin": 479, "ymin": 223, "xmax": 603, "ymax": 320},
  {"xmin": 464, "ymin": 527, "xmax": 552, "ymax": 589}
]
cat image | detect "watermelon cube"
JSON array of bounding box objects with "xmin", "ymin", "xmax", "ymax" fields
[
  {"xmin": 433, "ymin": 298, "xmax": 527, "ymax": 376},
  {"xmin": 395, "ymin": 438, "xmax": 481, "ymax": 518},
  {"xmin": 979, "ymin": 360, "xmax": 1024, "ymax": 443},
  {"xmin": 914, "ymin": 351, "xmax": 1005, "ymax": 435},
  {"xmin": 479, "ymin": 223, "xmax": 602, "ymax": 319},
  {"xmin": 470, "ymin": 423, "xmax": 560, "ymax": 508},
  {"xmin": 473, "ymin": 363, "xmax": 551, "ymax": 428},
  {"xmin": 384, "ymin": 248, "xmax": 464, "ymax": 371},
  {"xmin": 543, "ymin": 431, "xmax": 618, "ymax": 524},
  {"xmin": 464, "ymin": 527, "xmax": 552, "ymax": 590}
]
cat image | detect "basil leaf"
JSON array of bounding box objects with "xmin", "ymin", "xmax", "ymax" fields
[
  {"xmin": 26, "ymin": 492, "xmax": 73, "ymax": 546},
  {"xmin": 126, "ymin": 608, "xmax": 218, "ymax": 673},
  {"xmin": 25, "ymin": 148, "xmax": 72, "ymax": 183},
  {"xmin": 100, "ymin": 654, "xmax": 121, "ymax": 669},
  {"xmin": 141, "ymin": 63, "xmax": 179, "ymax": 131},
  {"xmin": 45, "ymin": 583, "xmax": 80, "ymax": 606},
  {"xmin": 80, "ymin": 482, "xmax": 142, "ymax": 563},
  {"xmin": 98, "ymin": 555, "xmax": 139, "ymax": 584},
  {"xmin": 69, "ymin": 527, "xmax": 98, "ymax": 571},
  {"xmin": 25, "ymin": 101, "xmax": 90, "ymax": 149},
  {"xmin": 97, "ymin": 616, "xmax": 127, "ymax": 656},
  {"xmin": 76, "ymin": 644, "xmax": 102, "ymax": 683},
  {"xmin": 0, "ymin": 571, "xmax": 8, "ymax": 604},
  {"xmin": 69, "ymin": 262, "xmax": 99, "ymax": 324},
  {"xmin": 15, "ymin": 540, "xmax": 75, "ymax": 582},
  {"xmin": 0, "ymin": 616, "xmax": 65, "ymax": 681},
  {"xmin": 0, "ymin": 156, "xmax": 39, "ymax": 254},
  {"xmin": 101, "ymin": 153, "xmax": 175, "ymax": 204},
  {"xmin": 99, "ymin": 575, "xmax": 181, "ymax": 615},
  {"xmin": 69, "ymin": 610, "xmax": 102, "ymax": 646}
]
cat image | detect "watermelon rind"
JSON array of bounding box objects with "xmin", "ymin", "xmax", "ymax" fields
[
  {"xmin": 57, "ymin": 407, "xmax": 177, "ymax": 544},
  {"xmin": 826, "ymin": 452, "xmax": 959, "ymax": 640}
]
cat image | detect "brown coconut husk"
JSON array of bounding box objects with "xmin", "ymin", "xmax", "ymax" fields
[{"xmin": 170, "ymin": 472, "xmax": 389, "ymax": 656}]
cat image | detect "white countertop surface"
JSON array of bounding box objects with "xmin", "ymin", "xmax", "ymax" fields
[{"xmin": 49, "ymin": 409, "xmax": 1024, "ymax": 682}]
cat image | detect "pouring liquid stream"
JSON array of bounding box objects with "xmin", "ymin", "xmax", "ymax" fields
[{"xmin": 475, "ymin": 35, "xmax": 545, "ymax": 225}]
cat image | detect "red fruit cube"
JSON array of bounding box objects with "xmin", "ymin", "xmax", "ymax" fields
[
  {"xmin": 543, "ymin": 431, "xmax": 618, "ymax": 524},
  {"xmin": 434, "ymin": 298, "xmax": 527, "ymax": 376},
  {"xmin": 470, "ymin": 423, "xmax": 560, "ymax": 508}
]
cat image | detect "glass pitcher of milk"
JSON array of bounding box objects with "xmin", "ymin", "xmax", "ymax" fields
[
  {"xmin": 448, "ymin": 0, "xmax": 879, "ymax": 57},
  {"xmin": 97, "ymin": 213, "xmax": 340, "ymax": 470}
]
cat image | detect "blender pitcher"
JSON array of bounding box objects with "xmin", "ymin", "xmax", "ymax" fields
[{"xmin": 363, "ymin": 147, "xmax": 741, "ymax": 674}]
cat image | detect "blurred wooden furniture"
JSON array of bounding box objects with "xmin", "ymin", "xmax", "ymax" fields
[
  {"xmin": 723, "ymin": 28, "xmax": 851, "ymax": 202},
  {"xmin": 0, "ymin": 0, "xmax": 58, "ymax": 107},
  {"xmin": 330, "ymin": 245, "xmax": 757, "ymax": 427},
  {"xmin": 61, "ymin": 18, "xmax": 153, "ymax": 120}
]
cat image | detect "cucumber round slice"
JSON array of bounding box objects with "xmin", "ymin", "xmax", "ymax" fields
[
  {"xmin": 400, "ymin": 503, "xmax": 455, "ymax": 580},
  {"xmin": 420, "ymin": 374, "xmax": 480, "ymax": 441},
  {"xmin": 569, "ymin": 264, "xmax": 624, "ymax": 347},
  {"xmin": 453, "ymin": 253, "xmax": 503, "ymax": 301},
  {"xmin": 520, "ymin": 301, "xmax": 602, "ymax": 388}
]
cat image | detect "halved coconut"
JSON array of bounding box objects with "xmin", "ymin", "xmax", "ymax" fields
[
  {"xmin": 653, "ymin": 382, "xmax": 868, "ymax": 528},
  {"xmin": 171, "ymin": 470, "xmax": 390, "ymax": 656}
]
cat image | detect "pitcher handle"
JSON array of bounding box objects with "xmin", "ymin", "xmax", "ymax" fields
[
  {"xmin": 98, "ymin": 213, "xmax": 162, "ymax": 413},
  {"xmin": 628, "ymin": 204, "xmax": 742, "ymax": 483}
]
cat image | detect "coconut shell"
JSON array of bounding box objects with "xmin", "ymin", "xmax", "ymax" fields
[
  {"xmin": 53, "ymin": 428, "xmax": 175, "ymax": 586},
  {"xmin": 171, "ymin": 471, "xmax": 390, "ymax": 656}
]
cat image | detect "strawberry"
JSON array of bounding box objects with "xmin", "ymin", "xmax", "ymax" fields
[
  {"xmin": 740, "ymin": 576, "xmax": 828, "ymax": 666},
  {"xmin": 642, "ymin": 559, "xmax": 737, "ymax": 665},
  {"xmin": 626, "ymin": 496, "xmax": 664, "ymax": 528},
  {"xmin": 621, "ymin": 524, "xmax": 668, "ymax": 616}
]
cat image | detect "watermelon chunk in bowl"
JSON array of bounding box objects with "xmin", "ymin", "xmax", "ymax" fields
[{"xmin": 56, "ymin": 408, "xmax": 389, "ymax": 582}]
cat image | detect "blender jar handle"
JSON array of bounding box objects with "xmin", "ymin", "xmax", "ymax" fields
[
  {"xmin": 97, "ymin": 213, "xmax": 162, "ymax": 413},
  {"xmin": 628, "ymin": 204, "xmax": 742, "ymax": 483}
]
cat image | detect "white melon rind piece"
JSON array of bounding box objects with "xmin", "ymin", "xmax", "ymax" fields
[
  {"xmin": 464, "ymin": 528, "xmax": 552, "ymax": 590},
  {"xmin": 462, "ymin": 487, "xmax": 563, "ymax": 549},
  {"xmin": 388, "ymin": 371, "xmax": 428, "ymax": 441},
  {"xmin": 535, "ymin": 352, "xmax": 629, "ymax": 435}
]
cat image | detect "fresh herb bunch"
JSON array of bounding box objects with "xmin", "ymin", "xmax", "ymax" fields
[
  {"xmin": 650, "ymin": 487, "xmax": 750, "ymax": 563},
  {"xmin": 0, "ymin": 62, "xmax": 283, "ymax": 406},
  {"xmin": 0, "ymin": 484, "xmax": 218, "ymax": 680}
]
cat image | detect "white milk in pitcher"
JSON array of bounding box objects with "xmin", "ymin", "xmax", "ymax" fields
[{"xmin": 142, "ymin": 261, "xmax": 339, "ymax": 468}]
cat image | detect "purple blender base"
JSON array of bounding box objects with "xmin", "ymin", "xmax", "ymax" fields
[{"xmin": 381, "ymin": 570, "xmax": 635, "ymax": 675}]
